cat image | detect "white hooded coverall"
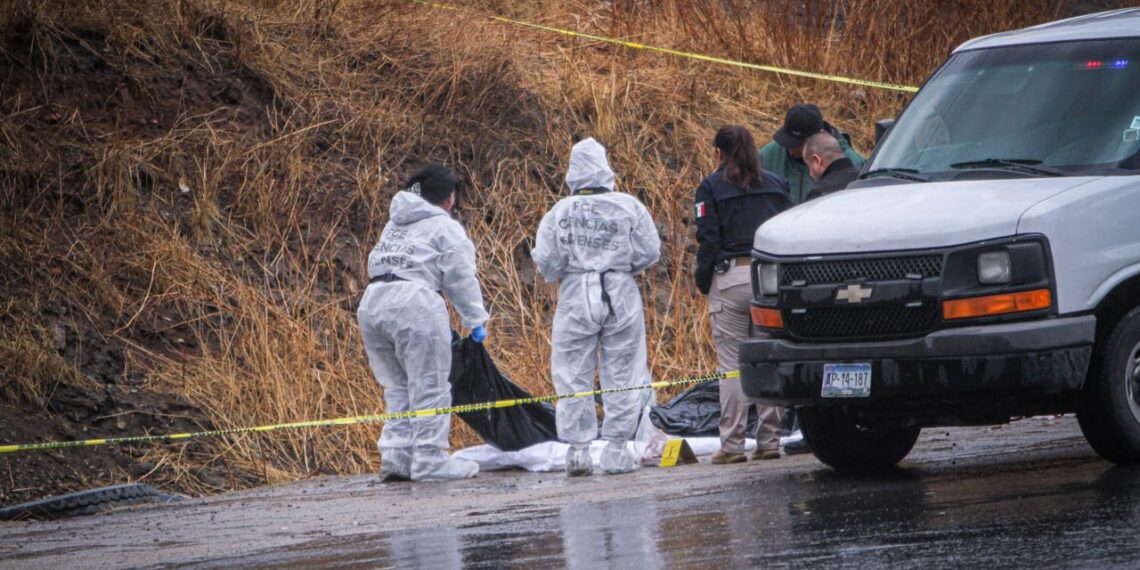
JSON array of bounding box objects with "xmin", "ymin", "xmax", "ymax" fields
[
  {"xmin": 357, "ymin": 191, "xmax": 489, "ymax": 481},
  {"xmin": 531, "ymin": 138, "xmax": 661, "ymax": 473}
]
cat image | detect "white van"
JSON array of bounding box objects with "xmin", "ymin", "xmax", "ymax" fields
[{"xmin": 741, "ymin": 9, "xmax": 1140, "ymax": 469}]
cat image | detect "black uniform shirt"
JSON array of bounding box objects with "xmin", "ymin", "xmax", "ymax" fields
[{"xmin": 693, "ymin": 168, "xmax": 793, "ymax": 294}]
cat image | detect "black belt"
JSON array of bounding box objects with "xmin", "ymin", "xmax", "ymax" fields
[
  {"xmin": 369, "ymin": 274, "xmax": 407, "ymax": 285},
  {"xmin": 715, "ymin": 257, "xmax": 751, "ymax": 274},
  {"xmin": 599, "ymin": 270, "xmax": 615, "ymax": 317}
]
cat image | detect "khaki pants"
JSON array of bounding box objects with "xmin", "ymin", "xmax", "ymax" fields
[{"xmin": 709, "ymin": 264, "xmax": 782, "ymax": 452}]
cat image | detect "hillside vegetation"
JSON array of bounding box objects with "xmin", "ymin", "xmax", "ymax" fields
[{"xmin": 1, "ymin": 0, "xmax": 1112, "ymax": 502}]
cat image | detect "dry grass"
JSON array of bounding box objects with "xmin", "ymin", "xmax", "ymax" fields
[{"xmin": 0, "ymin": 0, "xmax": 1127, "ymax": 495}]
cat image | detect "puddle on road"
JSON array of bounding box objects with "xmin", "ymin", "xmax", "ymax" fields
[{"xmin": 207, "ymin": 460, "xmax": 1140, "ymax": 568}]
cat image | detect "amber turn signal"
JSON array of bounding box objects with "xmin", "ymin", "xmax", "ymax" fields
[
  {"xmin": 943, "ymin": 289, "xmax": 1051, "ymax": 320},
  {"xmin": 751, "ymin": 306, "xmax": 784, "ymax": 328}
]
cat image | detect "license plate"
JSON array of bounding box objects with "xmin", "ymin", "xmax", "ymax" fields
[{"xmin": 821, "ymin": 363, "xmax": 872, "ymax": 398}]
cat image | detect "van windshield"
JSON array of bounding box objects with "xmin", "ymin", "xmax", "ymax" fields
[{"xmin": 869, "ymin": 38, "xmax": 1140, "ymax": 179}]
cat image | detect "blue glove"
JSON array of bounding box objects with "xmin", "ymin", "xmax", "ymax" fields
[{"xmin": 471, "ymin": 325, "xmax": 487, "ymax": 343}]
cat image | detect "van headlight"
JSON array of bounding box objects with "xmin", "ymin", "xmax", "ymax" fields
[
  {"xmin": 759, "ymin": 264, "xmax": 780, "ymax": 295},
  {"xmin": 977, "ymin": 251, "xmax": 1012, "ymax": 285}
]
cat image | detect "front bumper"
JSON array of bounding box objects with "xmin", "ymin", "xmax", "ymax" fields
[{"xmin": 740, "ymin": 315, "xmax": 1095, "ymax": 407}]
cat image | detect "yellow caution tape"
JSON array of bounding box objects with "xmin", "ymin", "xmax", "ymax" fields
[
  {"xmin": 0, "ymin": 370, "xmax": 739, "ymax": 454},
  {"xmin": 414, "ymin": 1, "xmax": 919, "ymax": 94}
]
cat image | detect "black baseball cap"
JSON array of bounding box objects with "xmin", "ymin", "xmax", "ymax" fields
[{"xmin": 773, "ymin": 104, "xmax": 825, "ymax": 149}]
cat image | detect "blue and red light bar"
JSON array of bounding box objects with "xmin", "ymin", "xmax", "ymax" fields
[{"xmin": 1082, "ymin": 59, "xmax": 1130, "ymax": 69}]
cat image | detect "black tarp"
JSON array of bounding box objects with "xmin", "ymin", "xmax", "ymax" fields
[
  {"xmin": 448, "ymin": 336, "xmax": 559, "ymax": 451},
  {"xmin": 449, "ymin": 332, "xmax": 754, "ymax": 445},
  {"xmin": 648, "ymin": 382, "xmax": 757, "ymax": 437}
]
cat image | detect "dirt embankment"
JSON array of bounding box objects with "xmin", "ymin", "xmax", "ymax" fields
[
  {"xmin": 1, "ymin": 10, "xmax": 276, "ymax": 503},
  {"xmin": 1, "ymin": 0, "xmax": 555, "ymax": 504}
]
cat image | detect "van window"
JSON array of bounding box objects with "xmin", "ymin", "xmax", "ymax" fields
[{"xmin": 870, "ymin": 38, "xmax": 1140, "ymax": 178}]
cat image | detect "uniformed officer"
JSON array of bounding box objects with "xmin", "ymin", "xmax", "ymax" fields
[{"xmin": 694, "ymin": 126, "xmax": 794, "ymax": 464}]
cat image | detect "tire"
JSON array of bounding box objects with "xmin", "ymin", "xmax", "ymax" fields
[
  {"xmin": 0, "ymin": 483, "xmax": 168, "ymax": 521},
  {"xmin": 1077, "ymin": 307, "xmax": 1140, "ymax": 465},
  {"xmin": 799, "ymin": 406, "xmax": 921, "ymax": 470}
]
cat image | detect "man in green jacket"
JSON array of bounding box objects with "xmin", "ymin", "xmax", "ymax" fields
[
  {"xmin": 759, "ymin": 104, "xmax": 866, "ymax": 456},
  {"xmin": 759, "ymin": 103, "xmax": 865, "ymax": 204}
]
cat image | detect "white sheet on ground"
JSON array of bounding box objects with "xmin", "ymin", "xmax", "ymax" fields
[
  {"xmin": 454, "ymin": 437, "xmax": 768, "ymax": 473},
  {"xmin": 451, "ymin": 399, "xmax": 804, "ymax": 473},
  {"xmin": 449, "ymin": 430, "xmax": 807, "ymax": 471}
]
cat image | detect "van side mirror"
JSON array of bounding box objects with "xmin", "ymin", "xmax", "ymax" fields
[{"xmin": 875, "ymin": 119, "xmax": 896, "ymax": 145}]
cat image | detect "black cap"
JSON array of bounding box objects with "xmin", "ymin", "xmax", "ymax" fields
[{"xmin": 773, "ymin": 104, "xmax": 825, "ymax": 149}]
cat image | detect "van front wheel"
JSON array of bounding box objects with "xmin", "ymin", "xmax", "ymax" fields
[
  {"xmin": 799, "ymin": 407, "xmax": 920, "ymax": 470},
  {"xmin": 1078, "ymin": 307, "xmax": 1140, "ymax": 465}
]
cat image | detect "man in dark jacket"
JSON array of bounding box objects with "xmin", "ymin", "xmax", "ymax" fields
[
  {"xmin": 759, "ymin": 103, "xmax": 864, "ymax": 204},
  {"xmin": 760, "ymin": 111, "xmax": 863, "ymax": 457},
  {"xmin": 804, "ymin": 132, "xmax": 861, "ymax": 201}
]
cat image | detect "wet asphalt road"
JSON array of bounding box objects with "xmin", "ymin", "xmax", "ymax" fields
[{"xmin": 5, "ymin": 417, "xmax": 1140, "ymax": 568}]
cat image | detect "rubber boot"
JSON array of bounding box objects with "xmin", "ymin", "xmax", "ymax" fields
[
  {"xmin": 410, "ymin": 446, "xmax": 478, "ymax": 481},
  {"xmin": 565, "ymin": 443, "xmax": 593, "ymax": 477},
  {"xmin": 599, "ymin": 439, "xmax": 636, "ymax": 475},
  {"xmin": 379, "ymin": 447, "xmax": 412, "ymax": 482}
]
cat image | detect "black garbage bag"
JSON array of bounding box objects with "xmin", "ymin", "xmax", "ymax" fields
[
  {"xmin": 648, "ymin": 382, "xmax": 757, "ymax": 437},
  {"xmin": 448, "ymin": 335, "xmax": 559, "ymax": 451}
]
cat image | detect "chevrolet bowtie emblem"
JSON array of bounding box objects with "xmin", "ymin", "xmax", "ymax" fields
[{"xmin": 836, "ymin": 284, "xmax": 873, "ymax": 304}]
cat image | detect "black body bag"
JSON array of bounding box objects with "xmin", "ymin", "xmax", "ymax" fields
[{"xmin": 448, "ymin": 335, "xmax": 559, "ymax": 451}]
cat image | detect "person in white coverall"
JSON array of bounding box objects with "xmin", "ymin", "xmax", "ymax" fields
[
  {"xmin": 357, "ymin": 163, "xmax": 489, "ymax": 482},
  {"xmin": 531, "ymin": 138, "xmax": 661, "ymax": 476}
]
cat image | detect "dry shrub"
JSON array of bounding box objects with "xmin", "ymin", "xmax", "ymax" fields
[{"xmin": 1, "ymin": 0, "xmax": 1129, "ymax": 497}]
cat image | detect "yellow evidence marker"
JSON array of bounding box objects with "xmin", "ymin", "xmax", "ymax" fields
[{"xmin": 659, "ymin": 439, "xmax": 699, "ymax": 467}]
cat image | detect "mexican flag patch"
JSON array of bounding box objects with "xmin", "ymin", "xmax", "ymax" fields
[{"xmin": 695, "ymin": 201, "xmax": 707, "ymax": 218}]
